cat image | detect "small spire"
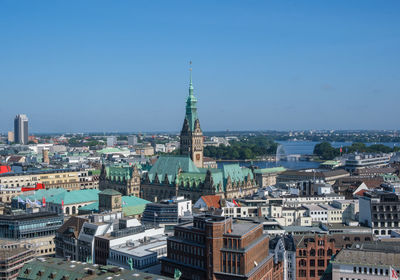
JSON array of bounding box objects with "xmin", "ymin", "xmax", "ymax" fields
[{"xmin": 189, "ymin": 61, "xmax": 194, "ymax": 94}]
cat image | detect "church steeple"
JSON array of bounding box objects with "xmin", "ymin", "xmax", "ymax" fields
[{"xmin": 180, "ymin": 62, "xmax": 204, "ymax": 168}]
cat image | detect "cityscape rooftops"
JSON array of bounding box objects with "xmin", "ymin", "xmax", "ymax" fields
[
  {"xmin": 332, "ymin": 241, "xmax": 400, "ymax": 267},
  {"xmin": 18, "ymin": 257, "xmax": 173, "ymax": 280}
]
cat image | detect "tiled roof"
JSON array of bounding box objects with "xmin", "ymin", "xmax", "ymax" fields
[
  {"xmin": 354, "ymin": 189, "xmax": 368, "ymax": 197},
  {"xmin": 200, "ymin": 195, "xmax": 221, "ymax": 209},
  {"xmin": 57, "ymin": 216, "xmax": 88, "ymax": 238}
]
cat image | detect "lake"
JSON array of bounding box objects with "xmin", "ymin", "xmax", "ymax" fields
[{"xmin": 217, "ymin": 140, "xmax": 400, "ymax": 170}]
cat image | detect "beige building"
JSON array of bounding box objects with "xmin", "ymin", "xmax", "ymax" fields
[
  {"xmin": 0, "ymin": 169, "xmax": 98, "ymax": 193},
  {"xmin": 0, "ymin": 186, "xmax": 23, "ymax": 204},
  {"xmin": 7, "ymin": 131, "xmax": 14, "ymax": 143},
  {"xmin": 253, "ymin": 167, "xmax": 286, "ymax": 188}
]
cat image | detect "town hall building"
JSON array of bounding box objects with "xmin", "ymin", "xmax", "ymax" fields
[{"xmin": 141, "ymin": 70, "xmax": 258, "ymax": 202}]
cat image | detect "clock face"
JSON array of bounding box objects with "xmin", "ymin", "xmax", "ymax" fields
[{"xmin": 196, "ymin": 154, "xmax": 200, "ymax": 160}]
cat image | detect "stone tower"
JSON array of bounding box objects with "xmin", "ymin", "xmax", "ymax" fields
[{"xmin": 180, "ymin": 67, "xmax": 203, "ymax": 168}]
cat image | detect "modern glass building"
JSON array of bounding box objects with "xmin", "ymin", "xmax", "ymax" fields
[{"xmin": 14, "ymin": 114, "xmax": 28, "ymax": 145}]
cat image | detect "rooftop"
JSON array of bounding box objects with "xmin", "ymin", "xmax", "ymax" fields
[
  {"xmin": 333, "ymin": 241, "xmax": 400, "ymax": 267},
  {"xmin": 19, "ymin": 257, "xmax": 173, "ymax": 280}
]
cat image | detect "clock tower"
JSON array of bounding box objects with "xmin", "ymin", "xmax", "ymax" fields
[{"xmin": 180, "ymin": 66, "xmax": 203, "ymax": 168}]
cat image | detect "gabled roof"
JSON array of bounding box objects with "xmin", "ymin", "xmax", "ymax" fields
[
  {"xmin": 222, "ymin": 164, "xmax": 253, "ymax": 182},
  {"xmin": 200, "ymin": 195, "xmax": 221, "ymax": 209},
  {"xmin": 57, "ymin": 216, "xmax": 88, "ymax": 238}
]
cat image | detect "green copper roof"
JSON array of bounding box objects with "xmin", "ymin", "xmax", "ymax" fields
[
  {"xmin": 253, "ymin": 166, "xmax": 286, "ymax": 174},
  {"xmin": 148, "ymin": 155, "xmax": 200, "ymax": 184},
  {"xmin": 97, "ymin": 147, "xmax": 130, "ymax": 155},
  {"xmin": 79, "ymin": 195, "xmax": 150, "ymax": 216},
  {"xmin": 222, "ymin": 164, "xmax": 253, "ymax": 182},
  {"xmin": 49, "ymin": 189, "xmax": 100, "ymax": 205},
  {"xmin": 15, "ymin": 189, "xmax": 100, "ymax": 205},
  {"xmin": 185, "ymin": 70, "xmax": 198, "ymax": 131},
  {"xmin": 106, "ymin": 164, "xmax": 136, "ymax": 181}
]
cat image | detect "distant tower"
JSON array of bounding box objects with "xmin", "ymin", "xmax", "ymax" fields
[
  {"xmin": 180, "ymin": 64, "xmax": 203, "ymax": 168},
  {"xmin": 42, "ymin": 149, "xmax": 50, "ymax": 164},
  {"xmin": 14, "ymin": 114, "xmax": 28, "ymax": 145}
]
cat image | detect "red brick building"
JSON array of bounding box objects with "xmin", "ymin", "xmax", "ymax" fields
[
  {"xmin": 295, "ymin": 233, "xmax": 373, "ymax": 280},
  {"xmin": 161, "ymin": 215, "xmax": 283, "ymax": 280}
]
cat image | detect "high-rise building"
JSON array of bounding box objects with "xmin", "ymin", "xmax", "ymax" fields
[
  {"xmin": 179, "ymin": 69, "xmax": 203, "ymax": 168},
  {"xmin": 42, "ymin": 149, "xmax": 50, "ymax": 164},
  {"xmin": 14, "ymin": 114, "xmax": 28, "ymax": 145},
  {"xmin": 106, "ymin": 136, "xmax": 117, "ymax": 147},
  {"xmin": 128, "ymin": 135, "xmax": 138, "ymax": 146},
  {"xmin": 7, "ymin": 131, "xmax": 14, "ymax": 143}
]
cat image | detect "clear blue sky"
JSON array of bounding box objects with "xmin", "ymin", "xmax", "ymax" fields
[{"xmin": 1, "ymin": 0, "xmax": 399, "ymax": 133}]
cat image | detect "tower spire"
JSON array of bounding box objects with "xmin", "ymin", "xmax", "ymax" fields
[{"xmin": 189, "ymin": 61, "xmax": 194, "ymax": 95}]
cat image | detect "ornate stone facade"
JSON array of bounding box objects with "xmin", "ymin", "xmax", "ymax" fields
[
  {"xmin": 99, "ymin": 164, "xmax": 141, "ymax": 197},
  {"xmin": 141, "ymin": 156, "xmax": 257, "ymax": 203}
]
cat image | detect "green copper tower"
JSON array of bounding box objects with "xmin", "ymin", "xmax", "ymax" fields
[
  {"xmin": 185, "ymin": 67, "xmax": 198, "ymax": 131},
  {"xmin": 180, "ymin": 63, "xmax": 204, "ymax": 168}
]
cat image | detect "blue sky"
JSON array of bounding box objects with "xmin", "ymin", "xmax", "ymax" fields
[{"xmin": 1, "ymin": 1, "xmax": 399, "ymax": 133}]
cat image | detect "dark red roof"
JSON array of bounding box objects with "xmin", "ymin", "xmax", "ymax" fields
[{"xmin": 0, "ymin": 166, "xmax": 11, "ymax": 174}]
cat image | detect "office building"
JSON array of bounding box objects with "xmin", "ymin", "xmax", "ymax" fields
[
  {"xmin": 141, "ymin": 197, "xmax": 192, "ymax": 229},
  {"xmin": 359, "ymin": 190, "xmax": 400, "ymax": 237},
  {"xmin": 0, "ymin": 247, "xmax": 34, "ymax": 280},
  {"xmin": 106, "ymin": 136, "xmax": 117, "ymax": 147},
  {"xmin": 14, "ymin": 114, "xmax": 28, "ymax": 145},
  {"xmin": 128, "ymin": 135, "xmax": 138, "ymax": 146},
  {"xmin": 0, "ymin": 210, "xmax": 63, "ymax": 256},
  {"xmin": 345, "ymin": 153, "xmax": 392, "ymax": 171},
  {"xmin": 331, "ymin": 241, "xmax": 400, "ymax": 280},
  {"xmin": 107, "ymin": 234, "xmax": 167, "ymax": 270},
  {"xmin": 161, "ymin": 215, "xmax": 283, "ymax": 280}
]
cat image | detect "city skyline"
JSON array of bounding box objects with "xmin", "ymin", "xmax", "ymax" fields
[{"xmin": 1, "ymin": 1, "xmax": 400, "ymax": 133}]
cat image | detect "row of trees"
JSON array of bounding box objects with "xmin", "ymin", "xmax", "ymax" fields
[
  {"xmin": 204, "ymin": 136, "xmax": 278, "ymax": 160},
  {"xmin": 313, "ymin": 142, "xmax": 400, "ymax": 160}
]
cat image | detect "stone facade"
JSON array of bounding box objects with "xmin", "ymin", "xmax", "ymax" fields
[
  {"xmin": 141, "ymin": 158, "xmax": 257, "ymax": 203},
  {"xmin": 99, "ymin": 164, "xmax": 140, "ymax": 197}
]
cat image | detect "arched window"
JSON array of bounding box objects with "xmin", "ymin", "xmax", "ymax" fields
[
  {"xmin": 72, "ymin": 206, "xmax": 76, "ymax": 214},
  {"xmin": 327, "ymin": 249, "xmax": 333, "ymax": 256},
  {"xmin": 299, "ymin": 259, "xmax": 307, "ymax": 267},
  {"xmin": 310, "ymin": 249, "xmax": 315, "ymax": 256},
  {"xmin": 302, "ymin": 250, "xmax": 307, "ymax": 257},
  {"xmin": 65, "ymin": 207, "xmax": 70, "ymax": 215}
]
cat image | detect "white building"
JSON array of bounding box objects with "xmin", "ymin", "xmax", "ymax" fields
[
  {"xmin": 107, "ymin": 136, "xmax": 117, "ymax": 147},
  {"xmin": 108, "ymin": 235, "xmax": 167, "ymax": 270}
]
